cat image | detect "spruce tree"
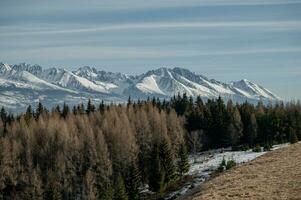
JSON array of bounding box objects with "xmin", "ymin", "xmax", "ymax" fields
[
  {"xmin": 25, "ymin": 105, "xmax": 33, "ymax": 123},
  {"xmin": 86, "ymin": 99, "xmax": 95, "ymax": 114},
  {"xmin": 61, "ymin": 103, "xmax": 69, "ymax": 118},
  {"xmin": 177, "ymin": 143, "xmax": 189, "ymax": 176},
  {"xmin": 35, "ymin": 102, "xmax": 44, "ymax": 119},
  {"xmin": 148, "ymin": 144, "xmax": 165, "ymax": 193},
  {"xmin": 159, "ymin": 139, "xmax": 176, "ymax": 183},
  {"xmin": 72, "ymin": 106, "xmax": 77, "ymax": 115},
  {"xmin": 0, "ymin": 107, "xmax": 7, "ymax": 122},
  {"xmin": 127, "ymin": 96, "xmax": 132, "ymax": 107},
  {"xmin": 45, "ymin": 176, "xmax": 62, "ymax": 200},
  {"xmin": 77, "ymin": 103, "xmax": 85, "ymax": 115},
  {"xmin": 245, "ymin": 113, "xmax": 258, "ymax": 146},
  {"xmin": 54, "ymin": 105, "xmax": 61, "ymax": 114},
  {"xmin": 0, "ymin": 107, "xmax": 7, "ymax": 136},
  {"xmin": 126, "ymin": 162, "xmax": 141, "ymax": 200},
  {"xmin": 113, "ymin": 175, "xmax": 128, "ymax": 200},
  {"xmin": 98, "ymin": 100, "xmax": 105, "ymax": 113},
  {"xmin": 103, "ymin": 184, "xmax": 113, "ymax": 200},
  {"xmin": 289, "ymin": 127, "xmax": 298, "ymax": 144}
]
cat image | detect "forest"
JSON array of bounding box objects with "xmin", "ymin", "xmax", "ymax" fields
[{"xmin": 0, "ymin": 94, "xmax": 300, "ymax": 200}]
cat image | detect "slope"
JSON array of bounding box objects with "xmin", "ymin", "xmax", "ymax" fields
[{"xmin": 190, "ymin": 142, "xmax": 301, "ymax": 200}]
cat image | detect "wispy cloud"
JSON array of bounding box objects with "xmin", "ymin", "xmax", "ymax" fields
[
  {"xmin": 3, "ymin": 46, "xmax": 301, "ymax": 60},
  {"xmin": 1, "ymin": 20, "xmax": 301, "ymax": 36}
]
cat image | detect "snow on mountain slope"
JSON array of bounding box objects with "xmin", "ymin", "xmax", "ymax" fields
[
  {"xmin": 73, "ymin": 66, "xmax": 135, "ymax": 94},
  {"xmin": 130, "ymin": 68, "xmax": 239, "ymax": 100},
  {"xmin": 0, "ymin": 63, "xmax": 282, "ymax": 112},
  {"xmin": 0, "ymin": 63, "xmax": 12, "ymax": 76},
  {"xmin": 73, "ymin": 66, "xmax": 98, "ymax": 79},
  {"xmin": 40, "ymin": 68, "xmax": 109, "ymax": 93},
  {"xmin": 7, "ymin": 70, "xmax": 76, "ymax": 92},
  {"xmin": 231, "ymin": 79, "xmax": 281, "ymax": 101},
  {"xmin": 136, "ymin": 74, "xmax": 165, "ymax": 95}
]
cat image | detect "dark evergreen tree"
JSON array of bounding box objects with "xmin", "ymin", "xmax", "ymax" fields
[
  {"xmin": 25, "ymin": 105, "xmax": 33, "ymax": 123},
  {"xmin": 125, "ymin": 162, "xmax": 141, "ymax": 200},
  {"xmin": 127, "ymin": 96, "xmax": 132, "ymax": 107},
  {"xmin": 35, "ymin": 102, "xmax": 44, "ymax": 119},
  {"xmin": 77, "ymin": 103, "xmax": 85, "ymax": 115},
  {"xmin": 54, "ymin": 105, "xmax": 61, "ymax": 115},
  {"xmin": 98, "ymin": 100, "xmax": 105, "ymax": 113},
  {"xmin": 159, "ymin": 139, "xmax": 176, "ymax": 183},
  {"xmin": 61, "ymin": 103, "xmax": 69, "ymax": 118},
  {"xmin": 195, "ymin": 96, "xmax": 204, "ymax": 108},
  {"xmin": 245, "ymin": 113, "xmax": 258, "ymax": 146},
  {"xmin": 0, "ymin": 107, "xmax": 7, "ymax": 122},
  {"xmin": 45, "ymin": 175, "xmax": 62, "ymax": 200},
  {"xmin": 289, "ymin": 127, "xmax": 298, "ymax": 144},
  {"xmin": 86, "ymin": 99, "xmax": 95, "ymax": 114},
  {"xmin": 72, "ymin": 106, "xmax": 77, "ymax": 115},
  {"xmin": 148, "ymin": 144, "xmax": 165, "ymax": 193},
  {"xmin": 177, "ymin": 142, "xmax": 189, "ymax": 176},
  {"xmin": 113, "ymin": 175, "xmax": 128, "ymax": 200}
]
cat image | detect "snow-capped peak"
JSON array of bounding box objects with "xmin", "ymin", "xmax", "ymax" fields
[
  {"xmin": 0, "ymin": 63, "xmax": 11, "ymax": 71},
  {"xmin": 0, "ymin": 63, "xmax": 12, "ymax": 75},
  {"xmin": 231, "ymin": 79, "xmax": 281, "ymax": 101},
  {"xmin": 73, "ymin": 66, "xmax": 97, "ymax": 77},
  {"xmin": 0, "ymin": 62, "xmax": 282, "ymax": 112}
]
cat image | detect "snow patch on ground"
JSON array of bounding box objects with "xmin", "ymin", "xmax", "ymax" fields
[{"xmin": 166, "ymin": 143, "xmax": 290, "ymax": 199}]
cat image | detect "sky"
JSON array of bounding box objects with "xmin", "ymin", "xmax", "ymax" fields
[{"xmin": 0, "ymin": 0, "xmax": 301, "ymax": 100}]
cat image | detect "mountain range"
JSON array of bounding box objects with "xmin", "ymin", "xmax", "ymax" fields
[{"xmin": 0, "ymin": 62, "xmax": 281, "ymax": 112}]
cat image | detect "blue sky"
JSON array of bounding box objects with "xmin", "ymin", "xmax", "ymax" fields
[{"xmin": 0, "ymin": 0, "xmax": 301, "ymax": 100}]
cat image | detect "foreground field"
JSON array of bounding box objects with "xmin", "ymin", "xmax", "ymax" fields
[{"xmin": 191, "ymin": 142, "xmax": 301, "ymax": 200}]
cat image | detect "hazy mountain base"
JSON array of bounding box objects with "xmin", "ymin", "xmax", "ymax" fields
[{"xmin": 190, "ymin": 142, "xmax": 301, "ymax": 200}]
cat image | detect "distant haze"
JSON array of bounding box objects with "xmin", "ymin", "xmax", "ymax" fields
[{"xmin": 0, "ymin": 0, "xmax": 301, "ymax": 100}]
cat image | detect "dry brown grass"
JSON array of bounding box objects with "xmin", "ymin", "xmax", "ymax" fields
[{"xmin": 192, "ymin": 142, "xmax": 301, "ymax": 200}]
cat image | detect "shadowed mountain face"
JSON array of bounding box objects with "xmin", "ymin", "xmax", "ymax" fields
[{"xmin": 0, "ymin": 62, "xmax": 281, "ymax": 112}]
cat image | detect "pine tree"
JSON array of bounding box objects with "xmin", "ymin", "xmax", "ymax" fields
[
  {"xmin": 113, "ymin": 175, "xmax": 128, "ymax": 200},
  {"xmin": 45, "ymin": 175, "xmax": 62, "ymax": 200},
  {"xmin": 159, "ymin": 139, "xmax": 176, "ymax": 183},
  {"xmin": 0, "ymin": 107, "xmax": 6, "ymax": 122},
  {"xmin": 25, "ymin": 105, "xmax": 33, "ymax": 123},
  {"xmin": 0, "ymin": 107, "xmax": 7, "ymax": 136},
  {"xmin": 127, "ymin": 96, "xmax": 132, "ymax": 107},
  {"xmin": 86, "ymin": 99, "xmax": 95, "ymax": 114},
  {"xmin": 77, "ymin": 103, "xmax": 85, "ymax": 115},
  {"xmin": 98, "ymin": 100, "xmax": 105, "ymax": 113},
  {"xmin": 148, "ymin": 144, "xmax": 165, "ymax": 193},
  {"xmin": 289, "ymin": 127, "xmax": 298, "ymax": 144},
  {"xmin": 54, "ymin": 105, "xmax": 61, "ymax": 114},
  {"xmin": 177, "ymin": 143, "xmax": 189, "ymax": 176},
  {"xmin": 72, "ymin": 106, "xmax": 77, "ymax": 115},
  {"xmin": 102, "ymin": 184, "xmax": 113, "ymax": 200},
  {"xmin": 126, "ymin": 162, "xmax": 141, "ymax": 200},
  {"xmin": 35, "ymin": 102, "xmax": 45, "ymax": 120},
  {"xmin": 195, "ymin": 96, "xmax": 203, "ymax": 108},
  {"xmin": 245, "ymin": 113, "xmax": 258, "ymax": 146},
  {"xmin": 61, "ymin": 103, "xmax": 69, "ymax": 118}
]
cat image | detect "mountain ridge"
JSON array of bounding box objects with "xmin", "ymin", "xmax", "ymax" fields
[{"xmin": 0, "ymin": 62, "xmax": 281, "ymax": 112}]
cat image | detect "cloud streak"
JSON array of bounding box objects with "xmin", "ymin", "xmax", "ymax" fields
[
  {"xmin": 3, "ymin": 46, "xmax": 301, "ymax": 60},
  {"xmin": 1, "ymin": 20, "xmax": 301, "ymax": 36}
]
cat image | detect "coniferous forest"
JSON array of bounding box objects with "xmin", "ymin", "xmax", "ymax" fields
[{"xmin": 0, "ymin": 95, "xmax": 300, "ymax": 199}]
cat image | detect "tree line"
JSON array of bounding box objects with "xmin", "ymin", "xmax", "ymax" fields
[
  {"xmin": 167, "ymin": 94, "xmax": 300, "ymax": 150},
  {"xmin": 0, "ymin": 94, "xmax": 300, "ymax": 199}
]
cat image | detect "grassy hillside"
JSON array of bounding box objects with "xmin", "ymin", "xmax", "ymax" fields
[{"xmin": 191, "ymin": 142, "xmax": 301, "ymax": 200}]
